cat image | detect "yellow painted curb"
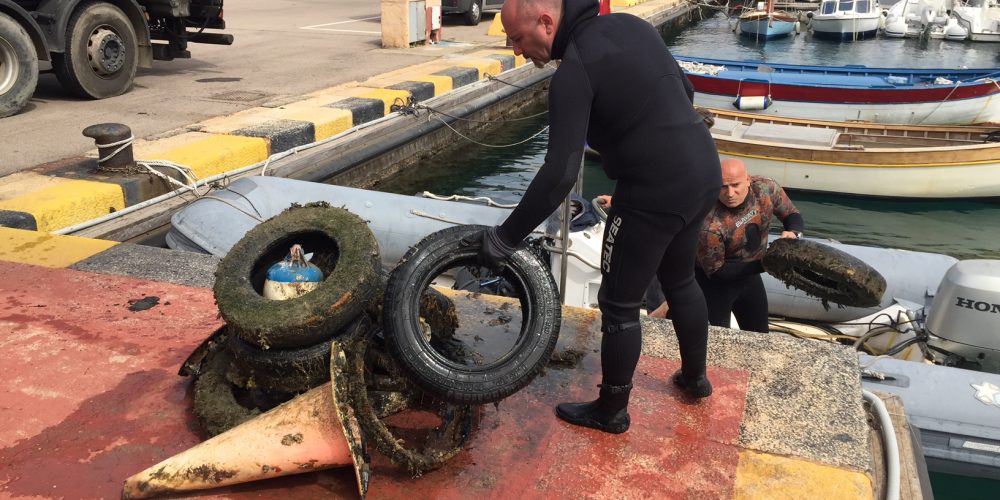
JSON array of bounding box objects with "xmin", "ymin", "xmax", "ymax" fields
[
  {"xmin": 487, "ymin": 14, "xmax": 506, "ymax": 37},
  {"xmin": 469, "ymin": 49, "xmax": 527, "ymax": 69},
  {"xmin": 0, "ymin": 227, "xmax": 118, "ymax": 268},
  {"xmin": 133, "ymin": 133, "xmax": 269, "ymax": 180},
  {"xmin": 306, "ymin": 84, "xmax": 412, "ymax": 116},
  {"xmin": 0, "ymin": 174, "xmax": 125, "ymax": 233},
  {"xmin": 612, "ymin": 0, "xmax": 647, "ymax": 7},
  {"xmin": 449, "ymin": 57, "xmax": 503, "ymax": 79},
  {"xmin": 195, "ymin": 106, "xmax": 354, "ymax": 143},
  {"xmin": 734, "ymin": 450, "xmax": 873, "ymax": 500},
  {"xmin": 407, "ymin": 74, "xmax": 454, "ymax": 95}
]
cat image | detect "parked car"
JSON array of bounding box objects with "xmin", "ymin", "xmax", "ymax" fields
[{"xmin": 442, "ymin": 0, "xmax": 505, "ymax": 26}]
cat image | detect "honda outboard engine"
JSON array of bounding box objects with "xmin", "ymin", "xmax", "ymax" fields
[{"xmin": 925, "ymin": 260, "xmax": 1000, "ymax": 373}]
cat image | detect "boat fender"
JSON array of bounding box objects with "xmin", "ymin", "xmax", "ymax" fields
[
  {"xmin": 762, "ymin": 238, "xmax": 887, "ymax": 309},
  {"xmin": 263, "ymin": 244, "xmax": 324, "ymax": 300},
  {"xmin": 733, "ymin": 95, "xmax": 772, "ymax": 111}
]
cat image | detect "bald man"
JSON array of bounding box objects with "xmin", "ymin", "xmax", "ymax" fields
[
  {"xmin": 460, "ymin": 0, "xmax": 722, "ymax": 434},
  {"xmin": 696, "ymin": 158, "xmax": 804, "ymax": 333}
]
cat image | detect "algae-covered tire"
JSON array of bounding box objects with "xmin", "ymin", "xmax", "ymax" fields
[
  {"xmin": 382, "ymin": 224, "xmax": 561, "ymax": 404},
  {"xmin": 214, "ymin": 206, "xmax": 380, "ymax": 350},
  {"xmin": 192, "ymin": 349, "xmax": 260, "ymax": 437},
  {"xmin": 227, "ymin": 314, "xmax": 371, "ymax": 393},
  {"xmin": 763, "ymin": 238, "xmax": 887, "ymax": 308}
]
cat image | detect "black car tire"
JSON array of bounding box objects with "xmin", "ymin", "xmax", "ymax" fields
[
  {"xmin": 463, "ymin": 0, "xmax": 483, "ymax": 25},
  {"xmin": 763, "ymin": 238, "xmax": 887, "ymax": 308},
  {"xmin": 382, "ymin": 224, "xmax": 561, "ymax": 404},
  {"xmin": 52, "ymin": 2, "xmax": 138, "ymax": 99},
  {"xmin": 214, "ymin": 206, "xmax": 380, "ymax": 350}
]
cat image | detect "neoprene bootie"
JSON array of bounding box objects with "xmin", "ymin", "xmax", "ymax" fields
[
  {"xmin": 555, "ymin": 383, "xmax": 631, "ymax": 434},
  {"xmin": 671, "ymin": 369, "xmax": 713, "ymax": 398}
]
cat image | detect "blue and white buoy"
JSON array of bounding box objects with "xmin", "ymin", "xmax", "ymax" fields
[{"xmin": 263, "ymin": 244, "xmax": 324, "ymax": 300}]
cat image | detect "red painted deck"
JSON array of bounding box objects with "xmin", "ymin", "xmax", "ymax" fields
[{"xmin": 0, "ymin": 261, "xmax": 750, "ymax": 499}]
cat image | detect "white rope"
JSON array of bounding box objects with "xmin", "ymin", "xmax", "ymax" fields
[
  {"xmin": 915, "ymin": 78, "xmax": 963, "ymax": 125},
  {"xmin": 198, "ymin": 195, "xmax": 265, "ymax": 222},
  {"xmin": 94, "ymin": 135, "xmax": 136, "ymax": 165},
  {"xmin": 420, "ymin": 192, "xmax": 519, "ymax": 208},
  {"xmin": 431, "ymin": 115, "xmax": 550, "ymax": 148}
]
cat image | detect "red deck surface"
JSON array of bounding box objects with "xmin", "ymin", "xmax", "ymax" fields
[{"xmin": 0, "ymin": 261, "xmax": 750, "ymax": 499}]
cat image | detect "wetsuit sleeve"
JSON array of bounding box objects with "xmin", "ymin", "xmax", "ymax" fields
[
  {"xmin": 767, "ymin": 181, "xmax": 804, "ymax": 233},
  {"xmin": 696, "ymin": 227, "xmax": 726, "ymax": 276},
  {"xmin": 497, "ymin": 52, "xmax": 592, "ymax": 245},
  {"xmin": 709, "ymin": 259, "xmax": 765, "ymax": 282}
]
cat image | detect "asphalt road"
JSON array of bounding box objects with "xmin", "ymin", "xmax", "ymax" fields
[{"xmin": 0, "ymin": 0, "xmax": 501, "ymax": 176}]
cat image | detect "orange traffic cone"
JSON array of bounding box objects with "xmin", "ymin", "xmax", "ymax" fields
[
  {"xmin": 599, "ymin": 0, "xmax": 611, "ymax": 15},
  {"xmin": 122, "ymin": 382, "xmax": 353, "ymax": 498}
]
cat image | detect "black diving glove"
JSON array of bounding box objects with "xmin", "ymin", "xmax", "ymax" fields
[{"xmin": 460, "ymin": 226, "xmax": 517, "ymax": 272}]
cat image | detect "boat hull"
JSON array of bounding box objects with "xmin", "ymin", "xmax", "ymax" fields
[
  {"xmin": 739, "ymin": 17, "xmax": 796, "ymax": 39},
  {"xmin": 809, "ymin": 15, "xmax": 882, "ymax": 39},
  {"xmin": 710, "ymin": 110, "xmax": 1000, "ymax": 199},
  {"xmin": 678, "ymin": 56, "xmax": 1000, "ymax": 125}
]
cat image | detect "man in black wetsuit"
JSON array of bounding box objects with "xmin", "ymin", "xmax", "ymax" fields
[
  {"xmin": 461, "ymin": 0, "xmax": 722, "ymax": 434},
  {"xmin": 696, "ymin": 158, "xmax": 804, "ymax": 333}
]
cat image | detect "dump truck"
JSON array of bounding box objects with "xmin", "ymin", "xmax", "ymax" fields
[{"xmin": 0, "ymin": 0, "xmax": 232, "ymax": 118}]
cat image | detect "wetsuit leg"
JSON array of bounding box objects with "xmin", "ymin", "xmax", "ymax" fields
[
  {"xmin": 656, "ymin": 199, "xmax": 714, "ymax": 381},
  {"xmin": 597, "ymin": 205, "xmax": 685, "ymax": 392},
  {"xmin": 731, "ymin": 273, "xmax": 769, "ymax": 333},
  {"xmin": 695, "ymin": 269, "xmax": 741, "ymax": 329}
]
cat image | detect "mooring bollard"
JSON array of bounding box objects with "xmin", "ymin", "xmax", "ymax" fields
[{"xmin": 82, "ymin": 123, "xmax": 135, "ymax": 172}]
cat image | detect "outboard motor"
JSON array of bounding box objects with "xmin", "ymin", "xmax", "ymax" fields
[{"xmin": 925, "ymin": 260, "xmax": 1000, "ymax": 373}]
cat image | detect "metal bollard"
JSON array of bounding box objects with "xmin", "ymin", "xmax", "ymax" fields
[{"xmin": 82, "ymin": 123, "xmax": 134, "ymax": 172}]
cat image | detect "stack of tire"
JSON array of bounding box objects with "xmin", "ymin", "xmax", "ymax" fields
[{"xmin": 195, "ymin": 204, "xmax": 382, "ymax": 436}]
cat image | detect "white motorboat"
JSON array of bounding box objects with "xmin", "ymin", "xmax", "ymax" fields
[
  {"xmin": 882, "ymin": 0, "xmax": 969, "ymax": 39},
  {"xmin": 808, "ymin": 0, "xmax": 883, "ymax": 39},
  {"xmin": 952, "ymin": 0, "xmax": 1000, "ymax": 42}
]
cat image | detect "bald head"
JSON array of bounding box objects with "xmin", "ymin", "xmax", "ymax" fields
[
  {"xmin": 719, "ymin": 158, "xmax": 751, "ymax": 208},
  {"xmin": 501, "ymin": 0, "xmax": 562, "ymax": 68}
]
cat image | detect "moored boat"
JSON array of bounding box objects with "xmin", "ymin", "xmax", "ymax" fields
[
  {"xmin": 807, "ymin": 0, "xmax": 883, "ymax": 39},
  {"xmin": 738, "ymin": 0, "xmax": 799, "ymax": 39},
  {"xmin": 676, "ymin": 55, "xmax": 1000, "ymax": 125},
  {"xmin": 708, "ymin": 108, "xmax": 1000, "ymax": 199},
  {"xmin": 952, "ymin": 0, "xmax": 1000, "ymax": 42}
]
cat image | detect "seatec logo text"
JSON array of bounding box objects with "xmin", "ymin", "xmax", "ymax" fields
[{"xmin": 955, "ymin": 297, "xmax": 1000, "ymax": 313}]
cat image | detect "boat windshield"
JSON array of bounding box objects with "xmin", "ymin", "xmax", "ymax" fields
[
  {"xmin": 856, "ymin": 0, "xmax": 870, "ymax": 12},
  {"xmin": 820, "ymin": 1, "xmax": 836, "ymax": 14},
  {"xmin": 838, "ymin": 0, "xmax": 854, "ymax": 12}
]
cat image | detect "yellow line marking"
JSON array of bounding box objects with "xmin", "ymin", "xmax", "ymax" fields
[
  {"xmin": 358, "ymin": 88, "xmax": 413, "ymax": 115},
  {"xmin": 451, "ymin": 57, "xmax": 504, "ymax": 79},
  {"xmin": 145, "ymin": 134, "xmax": 269, "ymax": 179},
  {"xmin": 408, "ymin": 74, "xmax": 453, "ymax": 95},
  {"xmin": 734, "ymin": 450, "xmax": 873, "ymax": 500},
  {"xmin": 0, "ymin": 227, "xmax": 118, "ymax": 268},
  {"xmin": 0, "ymin": 178, "xmax": 125, "ymax": 233}
]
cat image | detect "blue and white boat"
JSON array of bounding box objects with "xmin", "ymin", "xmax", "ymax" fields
[
  {"xmin": 808, "ymin": 0, "xmax": 883, "ymax": 40},
  {"xmin": 675, "ymin": 55, "xmax": 1000, "ymax": 125},
  {"xmin": 738, "ymin": 0, "xmax": 799, "ymax": 40}
]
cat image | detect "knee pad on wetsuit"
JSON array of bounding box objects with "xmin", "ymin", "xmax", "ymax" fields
[{"xmin": 601, "ymin": 320, "xmax": 642, "ymax": 335}]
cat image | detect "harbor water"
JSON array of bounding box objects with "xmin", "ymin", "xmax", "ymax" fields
[{"xmin": 373, "ymin": 13, "xmax": 1000, "ymax": 495}]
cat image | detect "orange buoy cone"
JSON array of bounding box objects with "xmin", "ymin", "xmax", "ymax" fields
[
  {"xmin": 599, "ymin": 0, "xmax": 611, "ymax": 15},
  {"xmin": 122, "ymin": 382, "xmax": 352, "ymax": 498}
]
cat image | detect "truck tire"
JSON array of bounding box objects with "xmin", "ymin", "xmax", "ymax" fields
[
  {"xmin": 382, "ymin": 225, "xmax": 561, "ymax": 404},
  {"xmin": 52, "ymin": 2, "xmax": 138, "ymax": 99},
  {"xmin": 463, "ymin": 0, "xmax": 483, "ymax": 25},
  {"xmin": 0, "ymin": 15, "xmax": 37, "ymax": 118}
]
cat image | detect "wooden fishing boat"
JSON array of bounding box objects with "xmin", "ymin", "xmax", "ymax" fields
[
  {"xmin": 738, "ymin": 0, "xmax": 798, "ymax": 39},
  {"xmin": 708, "ymin": 108, "xmax": 1000, "ymax": 198},
  {"xmin": 676, "ymin": 55, "xmax": 1000, "ymax": 125}
]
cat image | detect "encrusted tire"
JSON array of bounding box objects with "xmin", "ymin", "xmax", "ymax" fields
[
  {"xmin": 763, "ymin": 238, "xmax": 887, "ymax": 308},
  {"xmin": 192, "ymin": 348, "xmax": 261, "ymax": 437},
  {"xmin": 227, "ymin": 314, "xmax": 371, "ymax": 393},
  {"xmin": 382, "ymin": 224, "xmax": 561, "ymax": 404},
  {"xmin": 214, "ymin": 205, "xmax": 381, "ymax": 350},
  {"xmin": 52, "ymin": 1, "xmax": 138, "ymax": 99},
  {"xmin": 0, "ymin": 15, "xmax": 37, "ymax": 118}
]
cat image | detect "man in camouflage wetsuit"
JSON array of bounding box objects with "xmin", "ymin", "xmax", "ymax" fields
[{"xmin": 696, "ymin": 158, "xmax": 804, "ymax": 333}]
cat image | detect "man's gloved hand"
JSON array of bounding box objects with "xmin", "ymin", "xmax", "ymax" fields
[{"xmin": 460, "ymin": 226, "xmax": 518, "ymax": 272}]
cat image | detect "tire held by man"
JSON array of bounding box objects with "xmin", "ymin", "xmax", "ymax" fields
[{"xmin": 763, "ymin": 238, "xmax": 887, "ymax": 308}]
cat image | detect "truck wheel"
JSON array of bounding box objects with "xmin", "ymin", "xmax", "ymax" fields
[
  {"xmin": 52, "ymin": 2, "xmax": 137, "ymax": 99},
  {"xmin": 463, "ymin": 0, "xmax": 483, "ymax": 25},
  {"xmin": 0, "ymin": 15, "xmax": 38, "ymax": 118}
]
